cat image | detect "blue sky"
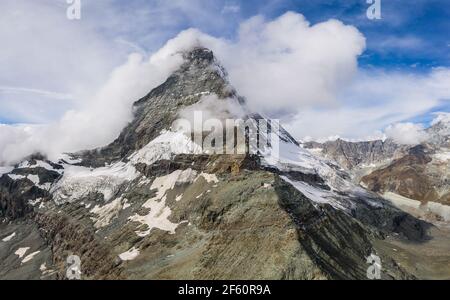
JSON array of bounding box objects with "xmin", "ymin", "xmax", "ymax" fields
[
  {"xmin": 264, "ymin": 0, "xmax": 450, "ymax": 69},
  {"xmin": 0, "ymin": 0, "xmax": 449, "ymax": 157},
  {"xmin": 96, "ymin": 0, "xmax": 450, "ymax": 70}
]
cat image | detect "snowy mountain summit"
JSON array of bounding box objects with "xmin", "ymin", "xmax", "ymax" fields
[{"xmin": 0, "ymin": 48, "xmax": 430, "ymax": 280}]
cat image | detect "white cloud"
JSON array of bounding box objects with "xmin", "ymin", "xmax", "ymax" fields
[
  {"xmin": 215, "ymin": 13, "xmax": 366, "ymax": 116},
  {"xmin": 0, "ymin": 0, "xmax": 132, "ymax": 123},
  {"xmin": 0, "ymin": 48, "xmax": 184, "ymax": 165},
  {"xmin": 384, "ymin": 123, "xmax": 429, "ymax": 145},
  {"xmin": 0, "ymin": 86, "xmax": 74, "ymax": 100},
  {"xmin": 431, "ymin": 112, "xmax": 450, "ymax": 126},
  {"xmin": 0, "ymin": 0, "xmax": 234, "ymax": 124},
  {"xmin": 0, "ymin": 0, "xmax": 202, "ymax": 165},
  {"xmin": 1, "ymin": 5, "xmax": 449, "ymax": 165},
  {"xmin": 284, "ymin": 68, "xmax": 450, "ymax": 141},
  {"xmin": 146, "ymin": 13, "xmax": 366, "ymax": 117}
]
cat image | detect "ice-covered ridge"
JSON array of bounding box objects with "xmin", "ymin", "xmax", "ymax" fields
[
  {"xmin": 240, "ymin": 116, "xmax": 353, "ymax": 194},
  {"xmin": 253, "ymin": 122, "xmax": 379, "ymax": 212},
  {"xmin": 129, "ymin": 130, "xmax": 202, "ymax": 166},
  {"xmin": 58, "ymin": 154, "xmax": 83, "ymax": 164},
  {"xmin": 281, "ymin": 176, "xmax": 350, "ymax": 212},
  {"xmin": 7, "ymin": 174, "xmax": 26, "ymax": 181},
  {"xmin": 18, "ymin": 160, "xmax": 63, "ymax": 173},
  {"xmin": 51, "ymin": 161, "xmax": 139, "ymax": 204},
  {"xmin": 6, "ymin": 173, "xmax": 51, "ymax": 190},
  {"xmin": 262, "ymin": 138, "xmax": 353, "ymax": 193},
  {"xmin": 48, "ymin": 130, "xmax": 212, "ymax": 205}
]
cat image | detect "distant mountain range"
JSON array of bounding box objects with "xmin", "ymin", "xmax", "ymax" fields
[{"xmin": 304, "ymin": 119, "xmax": 449, "ymax": 205}]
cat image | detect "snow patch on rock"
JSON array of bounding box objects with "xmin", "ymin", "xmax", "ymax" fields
[
  {"xmin": 7, "ymin": 173, "xmax": 52, "ymax": 190},
  {"xmin": 17, "ymin": 160, "xmax": 61, "ymax": 173},
  {"xmin": 14, "ymin": 247, "xmax": 30, "ymax": 259},
  {"xmin": 427, "ymin": 202, "xmax": 450, "ymax": 222},
  {"xmin": 90, "ymin": 198, "xmax": 125, "ymax": 229},
  {"xmin": 27, "ymin": 174, "xmax": 40, "ymax": 185},
  {"xmin": 2, "ymin": 232, "xmax": 16, "ymax": 242},
  {"xmin": 58, "ymin": 154, "xmax": 82, "ymax": 164},
  {"xmin": 40, "ymin": 263, "xmax": 47, "ymax": 272},
  {"xmin": 22, "ymin": 251, "xmax": 40, "ymax": 264},
  {"xmin": 119, "ymin": 247, "xmax": 140, "ymax": 261},
  {"xmin": 199, "ymin": 172, "xmax": 219, "ymax": 183},
  {"xmin": 129, "ymin": 169, "xmax": 195, "ymax": 236},
  {"xmin": 29, "ymin": 198, "xmax": 42, "ymax": 206},
  {"xmin": 7, "ymin": 174, "xmax": 26, "ymax": 180}
]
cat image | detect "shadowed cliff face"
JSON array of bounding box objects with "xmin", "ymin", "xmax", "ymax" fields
[{"xmin": 0, "ymin": 48, "xmax": 437, "ymax": 280}]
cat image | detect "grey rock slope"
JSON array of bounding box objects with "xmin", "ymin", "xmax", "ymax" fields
[
  {"xmin": 304, "ymin": 139, "xmax": 406, "ymax": 171},
  {"xmin": 0, "ymin": 48, "xmax": 435, "ymax": 280},
  {"xmin": 361, "ymin": 144, "xmax": 449, "ymax": 204}
]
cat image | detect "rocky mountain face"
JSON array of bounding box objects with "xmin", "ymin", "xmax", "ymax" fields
[
  {"xmin": 426, "ymin": 118, "xmax": 450, "ymax": 148},
  {"xmin": 304, "ymin": 139, "xmax": 406, "ymax": 171},
  {"xmin": 0, "ymin": 48, "xmax": 444, "ymax": 280},
  {"xmin": 361, "ymin": 144, "xmax": 450, "ymax": 205}
]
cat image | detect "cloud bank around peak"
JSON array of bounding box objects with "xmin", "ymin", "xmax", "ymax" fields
[
  {"xmin": 384, "ymin": 123, "xmax": 429, "ymax": 145},
  {"xmin": 161, "ymin": 14, "xmax": 450, "ymax": 143},
  {"xmin": 166, "ymin": 12, "xmax": 367, "ymax": 116},
  {"xmin": 0, "ymin": 11, "xmax": 369, "ymax": 165},
  {"xmin": 0, "ymin": 47, "xmax": 185, "ymax": 165},
  {"xmin": 1, "ymin": 7, "xmax": 450, "ymax": 165}
]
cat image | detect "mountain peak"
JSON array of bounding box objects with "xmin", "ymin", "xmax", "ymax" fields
[
  {"xmin": 77, "ymin": 47, "xmax": 236, "ymax": 166},
  {"xmin": 182, "ymin": 47, "xmax": 215, "ymax": 63}
]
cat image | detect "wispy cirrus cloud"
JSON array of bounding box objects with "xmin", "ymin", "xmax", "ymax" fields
[
  {"xmin": 0, "ymin": 86, "xmax": 75, "ymax": 100},
  {"xmin": 222, "ymin": 4, "xmax": 241, "ymax": 14},
  {"xmin": 372, "ymin": 35, "xmax": 425, "ymax": 52}
]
